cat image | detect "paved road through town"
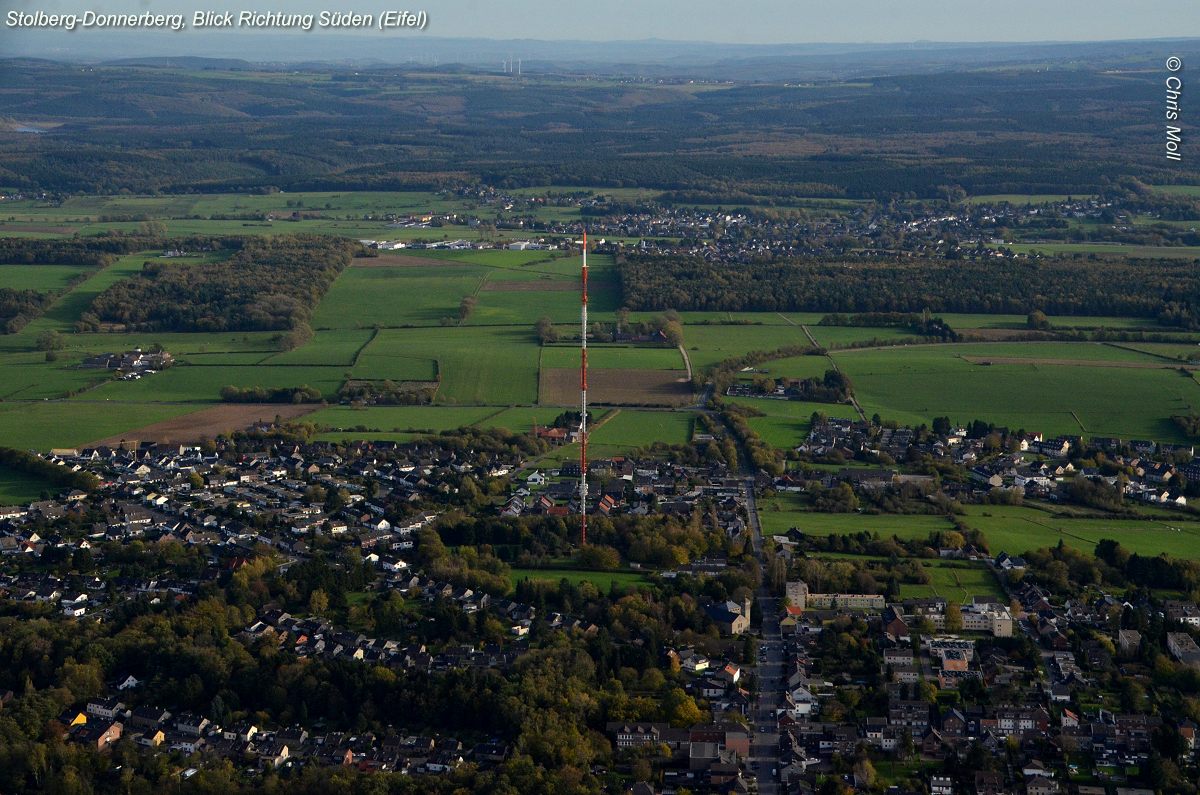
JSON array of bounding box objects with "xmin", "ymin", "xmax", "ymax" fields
[{"xmin": 744, "ymin": 477, "xmax": 784, "ymax": 794}]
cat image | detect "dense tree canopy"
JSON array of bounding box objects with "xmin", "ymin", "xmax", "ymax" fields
[
  {"xmin": 86, "ymin": 236, "xmax": 356, "ymax": 333},
  {"xmin": 618, "ymin": 254, "xmax": 1200, "ymax": 321}
]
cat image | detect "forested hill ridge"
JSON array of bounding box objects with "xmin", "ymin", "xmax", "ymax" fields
[
  {"xmin": 617, "ymin": 254, "xmax": 1200, "ymax": 322},
  {"xmin": 2, "ymin": 58, "xmax": 1199, "ymax": 197}
]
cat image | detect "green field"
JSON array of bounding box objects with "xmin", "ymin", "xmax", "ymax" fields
[
  {"xmin": 313, "ymin": 263, "xmax": 489, "ymax": 328},
  {"xmin": 0, "ymin": 464, "xmax": 51, "ymax": 505},
  {"xmin": 60, "ymin": 331, "xmax": 280, "ymax": 357},
  {"xmin": 304, "ymin": 408, "xmax": 600, "ymax": 444},
  {"xmin": 806, "ymin": 325, "xmax": 921, "ymax": 349},
  {"xmin": 1040, "ymin": 316, "xmax": 1169, "ymax": 331},
  {"xmin": 421, "ymin": 248, "xmax": 572, "ymax": 270},
  {"xmin": 350, "ymin": 330, "xmax": 440, "ymax": 383},
  {"xmin": 262, "ymin": 328, "xmax": 376, "ymax": 367},
  {"xmin": 305, "ymin": 405, "xmax": 503, "ymax": 434},
  {"xmin": 476, "ymin": 407, "xmax": 582, "ymax": 434},
  {"xmin": 685, "ymin": 324, "xmax": 815, "ymax": 370},
  {"xmin": 959, "ymin": 504, "xmax": 1200, "ymax": 558},
  {"xmin": 843, "ymin": 341, "xmax": 1166, "ymax": 363},
  {"xmin": 0, "ymin": 263, "xmax": 94, "ymax": 292},
  {"xmin": 739, "ymin": 312, "xmax": 825, "ymax": 326},
  {"xmin": 0, "ymin": 191, "xmax": 454, "ymax": 220},
  {"xmin": 1113, "ymin": 342, "xmax": 1200, "ymax": 361},
  {"xmin": 536, "ymin": 408, "xmax": 694, "ymax": 462},
  {"xmin": 808, "ymin": 549, "xmax": 1081, "ymax": 601},
  {"xmin": 362, "ymin": 326, "xmax": 539, "ymax": 404},
  {"xmin": 182, "ymin": 352, "xmax": 276, "ymax": 366},
  {"xmin": 589, "ymin": 409, "xmax": 694, "ymax": 449},
  {"xmin": 463, "ymin": 253, "xmax": 619, "ymax": 325},
  {"xmin": 473, "ymin": 288, "xmax": 585, "ymax": 326},
  {"xmin": 0, "ymin": 219, "xmax": 512, "ymax": 241},
  {"xmin": 540, "ymin": 344, "xmax": 684, "ymax": 370},
  {"xmin": 1152, "ymin": 185, "xmax": 1200, "ymax": 197},
  {"xmin": 832, "ymin": 342, "xmax": 1200, "ymax": 441},
  {"xmin": 508, "ymin": 567, "xmax": 651, "ymax": 590},
  {"xmin": 759, "ymin": 497, "xmax": 1200, "ymax": 561},
  {"xmin": 424, "ymin": 326, "xmax": 540, "ymax": 404},
  {"xmin": 728, "ymin": 396, "xmax": 858, "ymax": 449},
  {"xmin": 897, "ymin": 562, "xmax": 1006, "ymax": 601},
  {"xmin": 314, "ymin": 431, "xmax": 425, "ymax": 444},
  {"xmin": 310, "ymin": 250, "xmax": 614, "ymax": 330},
  {"xmin": 0, "ymin": 350, "xmax": 117, "ymax": 400},
  {"xmin": 0, "ymin": 401, "xmax": 204, "ymax": 449}
]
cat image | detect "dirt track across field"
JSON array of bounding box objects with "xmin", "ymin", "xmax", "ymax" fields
[
  {"xmin": 86, "ymin": 403, "xmax": 319, "ymax": 447},
  {"xmin": 962, "ymin": 356, "xmax": 1198, "ymax": 370},
  {"xmin": 539, "ymin": 367, "xmax": 693, "ymax": 406}
]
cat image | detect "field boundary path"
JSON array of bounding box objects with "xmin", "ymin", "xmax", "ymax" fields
[
  {"xmin": 589, "ymin": 407, "xmax": 620, "ymax": 434},
  {"xmin": 963, "ymin": 355, "xmax": 1199, "ymax": 370},
  {"xmin": 677, "ymin": 345, "xmax": 692, "ymax": 380},
  {"xmin": 803, "ymin": 325, "xmax": 869, "ymax": 422},
  {"xmin": 350, "ymin": 327, "xmax": 382, "ymax": 367},
  {"xmin": 1103, "ymin": 341, "xmax": 1190, "ymax": 362},
  {"xmin": 457, "ymin": 271, "xmax": 492, "ymax": 327}
]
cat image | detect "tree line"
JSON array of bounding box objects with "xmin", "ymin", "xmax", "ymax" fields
[
  {"xmin": 0, "ymin": 289, "xmax": 52, "ymax": 334},
  {"xmin": 0, "ymin": 235, "xmax": 243, "ymax": 265},
  {"xmin": 820, "ymin": 311, "xmax": 960, "ymax": 341},
  {"xmin": 0, "ymin": 447, "xmax": 100, "ymax": 492},
  {"xmin": 219, "ymin": 384, "xmax": 324, "ymax": 404}
]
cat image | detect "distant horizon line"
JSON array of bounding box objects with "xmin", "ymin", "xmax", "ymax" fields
[{"xmin": 4, "ymin": 31, "xmax": 1200, "ymax": 47}]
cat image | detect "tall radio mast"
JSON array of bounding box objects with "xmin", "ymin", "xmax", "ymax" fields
[{"xmin": 579, "ymin": 231, "xmax": 589, "ymax": 546}]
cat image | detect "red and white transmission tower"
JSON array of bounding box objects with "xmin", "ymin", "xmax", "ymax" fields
[{"xmin": 579, "ymin": 230, "xmax": 589, "ymax": 545}]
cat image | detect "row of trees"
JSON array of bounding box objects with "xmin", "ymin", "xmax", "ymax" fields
[
  {"xmin": 219, "ymin": 384, "xmax": 324, "ymax": 403},
  {"xmin": 0, "ymin": 447, "xmax": 100, "ymax": 492},
  {"xmin": 716, "ymin": 399, "xmax": 785, "ymax": 476}
]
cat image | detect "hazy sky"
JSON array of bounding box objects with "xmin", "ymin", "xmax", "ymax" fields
[{"xmin": 3, "ymin": 0, "xmax": 1199, "ymax": 43}]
